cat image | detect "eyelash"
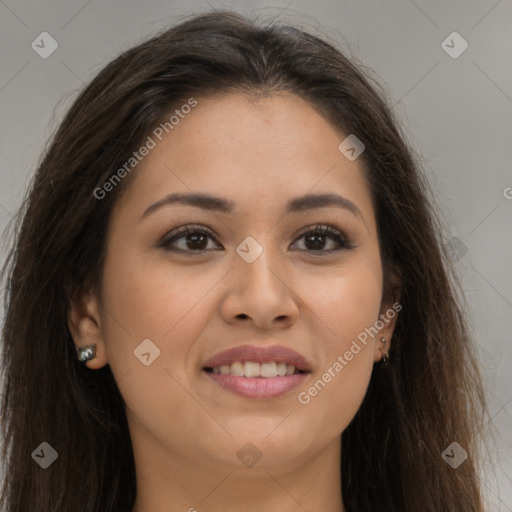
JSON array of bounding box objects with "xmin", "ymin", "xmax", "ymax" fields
[{"xmin": 158, "ymin": 223, "xmax": 354, "ymax": 255}]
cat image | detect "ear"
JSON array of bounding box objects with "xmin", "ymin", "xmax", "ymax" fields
[
  {"xmin": 374, "ymin": 265, "xmax": 402, "ymax": 363},
  {"xmin": 67, "ymin": 285, "xmax": 108, "ymax": 369}
]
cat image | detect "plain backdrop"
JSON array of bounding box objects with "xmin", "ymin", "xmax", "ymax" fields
[{"xmin": 1, "ymin": 0, "xmax": 511, "ymax": 509}]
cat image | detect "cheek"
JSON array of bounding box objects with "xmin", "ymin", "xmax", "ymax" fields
[
  {"xmin": 101, "ymin": 246, "xmax": 217, "ymax": 338},
  {"xmin": 295, "ymin": 310, "xmax": 377, "ymax": 443},
  {"xmin": 98, "ymin": 243, "xmax": 221, "ymax": 390},
  {"xmin": 291, "ymin": 258, "xmax": 381, "ymax": 429},
  {"xmin": 98, "ymin": 251, "xmax": 215, "ymax": 446},
  {"xmin": 296, "ymin": 344, "xmax": 374, "ymax": 447},
  {"xmin": 300, "ymin": 255, "xmax": 382, "ymax": 345}
]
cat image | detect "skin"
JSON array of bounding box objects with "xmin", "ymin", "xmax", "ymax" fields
[{"xmin": 68, "ymin": 92, "xmax": 400, "ymax": 512}]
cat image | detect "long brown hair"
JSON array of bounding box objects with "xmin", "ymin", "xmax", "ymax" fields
[{"xmin": 1, "ymin": 10, "xmax": 487, "ymax": 511}]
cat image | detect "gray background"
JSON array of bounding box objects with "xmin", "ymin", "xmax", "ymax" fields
[{"xmin": 1, "ymin": 0, "xmax": 511, "ymax": 509}]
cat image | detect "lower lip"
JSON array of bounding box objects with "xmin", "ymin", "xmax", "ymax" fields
[{"xmin": 204, "ymin": 371, "xmax": 308, "ymax": 398}]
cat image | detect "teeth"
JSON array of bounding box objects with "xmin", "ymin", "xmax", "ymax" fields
[
  {"xmin": 210, "ymin": 361, "xmax": 300, "ymax": 377},
  {"xmin": 260, "ymin": 362, "xmax": 277, "ymax": 378},
  {"xmin": 244, "ymin": 361, "xmax": 260, "ymax": 378},
  {"xmin": 276, "ymin": 362, "xmax": 287, "ymax": 376},
  {"xmin": 230, "ymin": 361, "xmax": 244, "ymax": 376}
]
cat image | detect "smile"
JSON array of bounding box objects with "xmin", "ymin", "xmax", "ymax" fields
[{"xmin": 203, "ymin": 369, "xmax": 309, "ymax": 398}]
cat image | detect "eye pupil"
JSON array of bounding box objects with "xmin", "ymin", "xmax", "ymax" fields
[
  {"xmin": 187, "ymin": 233, "xmax": 208, "ymax": 250},
  {"xmin": 306, "ymin": 233, "xmax": 326, "ymax": 250},
  {"xmin": 162, "ymin": 224, "xmax": 349, "ymax": 255}
]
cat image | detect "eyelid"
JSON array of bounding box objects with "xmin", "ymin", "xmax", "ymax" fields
[
  {"xmin": 291, "ymin": 223, "xmax": 354, "ymax": 252},
  {"xmin": 158, "ymin": 224, "xmax": 220, "ymax": 249},
  {"xmin": 159, "ymin": 223, "xmax": 354, "ymax": 253}
]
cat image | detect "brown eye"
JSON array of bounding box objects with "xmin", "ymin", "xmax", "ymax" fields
[
  {"xmin": 159, "ymin": 223, "xmax": 353, "ymax": 255},
  {"xmin": 159, "ymin": 225, "xmax": 221, "ymax": 253},
  {"xmin": 291, "ymin": 224, "xmax": 353, "ymax": 253}
]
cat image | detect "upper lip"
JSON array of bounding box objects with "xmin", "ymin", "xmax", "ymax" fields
[{"xmin": 203, "ymin": 344, "xmax": 312, "ymax": 372}]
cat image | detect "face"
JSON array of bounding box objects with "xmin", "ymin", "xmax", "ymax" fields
[{"xmin": 69, "ymin": 91, "xmax": 399, "ymax": 474}]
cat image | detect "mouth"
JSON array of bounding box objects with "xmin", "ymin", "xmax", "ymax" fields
[
  {"xmin": 202, "ymin": 344, "xmax": 311, "ymax": 399},
  {"xmin": 203, "ymin": 361, "xmax": 308, "ymax": 377}
]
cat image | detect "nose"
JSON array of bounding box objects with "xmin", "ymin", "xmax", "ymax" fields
[{"xmin": 219, "ymin": 239, "xmax": 299, "ymax": 329}]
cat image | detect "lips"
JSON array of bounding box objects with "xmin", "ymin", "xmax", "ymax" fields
[{"xmin": 202, "ymin": 344, "xmax": 312, "ymax": 372}]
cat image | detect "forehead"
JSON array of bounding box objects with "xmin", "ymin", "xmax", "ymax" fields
[{"xmin": 113, "ymin": 92, "xmax": 375, "ymax": 228}]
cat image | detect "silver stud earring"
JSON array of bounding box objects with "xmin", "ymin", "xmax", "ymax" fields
[
  {"xmin": 77, "ymin": 344, "xmax": 96, "ymax": 363},
  {"xmin": 380, "ymin": 337, "xmax": 389, "ymax": 366}
]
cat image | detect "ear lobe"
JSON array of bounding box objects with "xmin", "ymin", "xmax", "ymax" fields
[
  {"xmin": 67, "ymin": 287, "xmax": 108, "ymax": 369},
  {"xmin": 374, "ymin": 266, "xmax": 402, "ymax": 362}
]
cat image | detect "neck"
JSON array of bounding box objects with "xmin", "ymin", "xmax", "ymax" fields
[{"xmin": 130, "ymin": 434, "xmax": 345, "ymax": 512}]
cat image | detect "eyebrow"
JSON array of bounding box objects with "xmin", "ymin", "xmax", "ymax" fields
[{"xmin": 139, "ymin": 192, "xmax": 365, "ymax": 224}]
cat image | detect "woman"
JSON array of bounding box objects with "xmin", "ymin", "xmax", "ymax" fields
[{"xmin": 0, "ymin": 9, "xmax": 487, "ymax": 512}]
